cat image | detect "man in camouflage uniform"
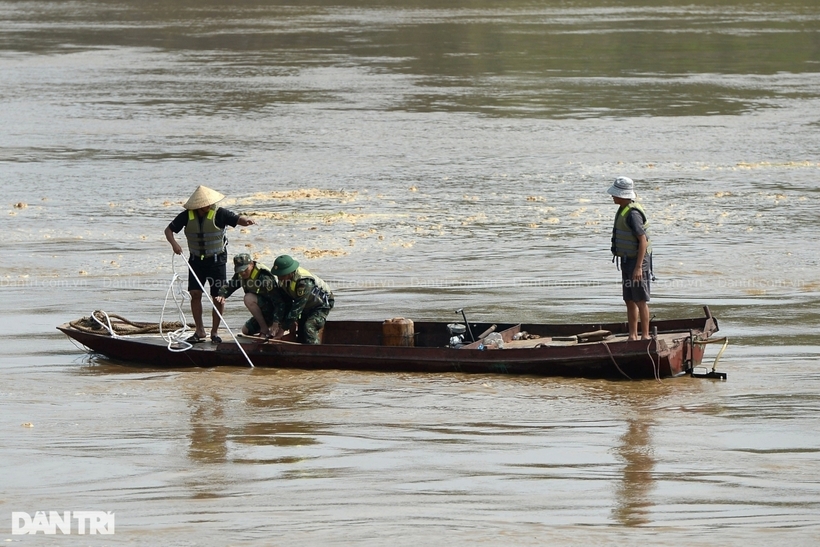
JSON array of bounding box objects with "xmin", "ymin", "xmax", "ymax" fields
[
  {"xmin": 215, "ymin": 253, "xmax": 279, "ymax": 339},
  {"xmin": 269, "ymin": 255, "xmax": 334, "ymax": 345}
]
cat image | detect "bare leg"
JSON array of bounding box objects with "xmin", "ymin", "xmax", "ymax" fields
[
  {"xmin": 190, "ymin": 290, "xmax": 206, "ymax": 337},
  {"xmin": 211, "ymin": 295, "xmax": 224, "ymax": 338},
  {"xmin": 638, "ymin": 301, "xmax": 650, "ymax": 339},
  {"xmin": 625, "ymin": 300, "xmax": 639, "ymax": 340},
  {"xmin": 243, "ymin": 293, "xmax": 271, "ymax": 336}
]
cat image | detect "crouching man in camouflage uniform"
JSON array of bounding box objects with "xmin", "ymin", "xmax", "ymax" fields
[
  {"xmin": 269, "ymin": 255, "xmax": 334, "ymax": 345},
  {"xmin": 215, "ymin": 254, "xmax": 279, "ymax": 339}
]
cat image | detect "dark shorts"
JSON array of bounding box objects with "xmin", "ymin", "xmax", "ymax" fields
[
  {"xmin": 187, "ymin": 254, "xmax": 228, "ymax": 297},
  {"xmin": 621, "ymin": 257, "xmax": 651, "ymax": 302}
]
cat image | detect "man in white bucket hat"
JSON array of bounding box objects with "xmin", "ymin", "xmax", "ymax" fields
[
  {"xmin": 607, "ymin": 176, "xmax": 652, "ymax": 341},
  {"xmin": 164, "ymin": 185, "xmax": 256, "ymax": 344}
]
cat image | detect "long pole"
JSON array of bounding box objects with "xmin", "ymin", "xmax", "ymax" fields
[
  {"xmin": 455, "ymin": 308, "xmax": 475, "ymax": 342},
  {"xmin": 181, "ymin": 255, "xmax": 255, "ymax": 368}
]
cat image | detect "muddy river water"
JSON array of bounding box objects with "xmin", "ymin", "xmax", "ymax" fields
[{"xmin": 1, "ymin": 1, "xmax": 819, "ymax": 545}]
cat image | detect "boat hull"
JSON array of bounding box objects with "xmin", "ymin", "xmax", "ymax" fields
[{"xmin": 58, "ymin": 308, "xmax": 719, "ymax": 379}]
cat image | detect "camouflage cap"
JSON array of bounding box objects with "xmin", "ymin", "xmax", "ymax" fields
[{"xmin": 233, "ymin": 253, "xmax": 254, "ymax": 273}]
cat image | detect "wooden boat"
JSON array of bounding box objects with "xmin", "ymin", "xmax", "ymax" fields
[{"xmin": 57, "ymin": 306, "xmax": 725, "ymax": 379}]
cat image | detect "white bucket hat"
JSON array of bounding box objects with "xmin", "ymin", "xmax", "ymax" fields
[
  {"xmin": 183, "ymin": 185, "xmax": 225, "ymax": 210},
  {"xmin": 606, "ymin": 176, "xmax": 636, "ymax": 200}
]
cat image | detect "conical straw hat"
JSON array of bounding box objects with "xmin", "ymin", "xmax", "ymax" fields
[{"xmin": 183, "ymin": 186, "xmax": 225, "ymax": 210}]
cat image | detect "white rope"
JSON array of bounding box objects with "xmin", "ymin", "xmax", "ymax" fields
[
  {"xmin": 173, "ymin": 254, "xmax": 255, "ymax": 368},
  {"xmin": 91, "ymin": 310, "xmax": 120, "ymax": 338},
  {"xmin": 159, "ymin": 264, "xmax": 195, "ymax": 352}
]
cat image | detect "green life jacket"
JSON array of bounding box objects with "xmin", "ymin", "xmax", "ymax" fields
[
  {"xmin": 184, "ymin": 207, "xmax": 226, "ymax": 259},
  {"xmin": 280, "ymin": 267, "xmax": 333, "ymax": 309},
  {"xmin": 242, "ymin": 265, "xmax": 276, "ymax": 295},
  {"xmin": 611, "ymin": 202, "xmax": 651, "ymax": 259}
]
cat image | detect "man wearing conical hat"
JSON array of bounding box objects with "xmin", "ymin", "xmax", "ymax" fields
[
  {"xmin": 164, "ymin": 185, "xmax": 256, "ymax": 343},
  {"xmin": 607, "ymin": 176, "xmax": 653, "ymax": 341}
]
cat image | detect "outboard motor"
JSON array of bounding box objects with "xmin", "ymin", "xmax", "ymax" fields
[{"xmin": 447, "ymin": 323, "xmax": 467, "ymax": 348}]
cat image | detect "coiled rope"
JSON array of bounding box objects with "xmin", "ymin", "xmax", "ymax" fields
[
  {"xmin": 68, "ymin": 255, "xmax": 256, "ymax": 368},
  {"xmin": 159, "ymin": 258, "xmax": 196, "ymax": 352},
  {"xmin": 68, "ymin": 311, "xmax": 188, "ymax": 336}
]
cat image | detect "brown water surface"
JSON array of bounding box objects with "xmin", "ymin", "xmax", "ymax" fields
[{"xmin": 2, "ymin": 0, "xmax": 820, "ymax": 544}]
